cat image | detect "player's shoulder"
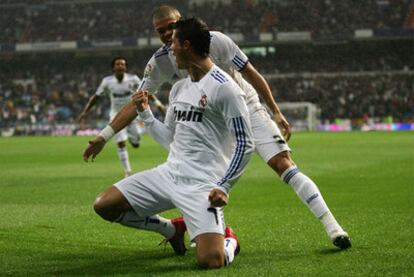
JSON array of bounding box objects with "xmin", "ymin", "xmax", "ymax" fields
[
  {"xmin": 208, "ymin": 66, "xmax": 244, "ymax": 96},
  {"xmin": 210, "ymin": 31, "xmax": 233, "ymax": 46},
  {"xmin": 125, "ymin": 73, "xmax": 141, "ymax": 81},
  {"xmin": 209, "ymin": 31, "xmax": 238, "ymax": 60},
  {"xmin": 153, "ymin": 45, "xmax": 170, "ymax": 59},
  {"xmin": 207, "ymin": 66, "xmax": 232, "ymax": 87},
  {"xmin": 198, "ymin": 66, "xmax": 235, "ymax": 95},
  {"xmin": 101, "ymin": 75, "xmax": 115, "ymax": 83},
  {"xmin": 148, "ymin": 45, "xmax": 173, "ymax": 72},
  {"xmin": 210, "ymin": 30, "xmax": 228, "ymax": 40}
]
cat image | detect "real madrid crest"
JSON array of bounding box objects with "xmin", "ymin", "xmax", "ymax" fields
[
  {"xmin": 199, "ymin": 94, "xmax": 208, "ymax": 108},
  {"xmin": 143, "ymin": 64, "xmax": 152, "ymax": 78}
]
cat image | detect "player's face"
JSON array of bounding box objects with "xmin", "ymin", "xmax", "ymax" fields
[
  {"xmin": 113, "ymin": 59, "xmax": 127, "ymax": 76},
  {"xmin": 170, "ymin": 31, "xmax": 187, "ymax": 69},
  {"xmin": 153, "ymin": 15, "xmax": 178, "ymax": 47}
]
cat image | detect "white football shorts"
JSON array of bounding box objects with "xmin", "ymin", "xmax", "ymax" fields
[
  {"xmin": 249, "ymin": 107, "xmax": 291, "ymax": 162},
  {"xmin": 114, "ymin": 163, "xmax": 225, "ymax": 240},
  {"xmin": 109, "ymin": 111, "xmax": 140, "ymax": 144}
]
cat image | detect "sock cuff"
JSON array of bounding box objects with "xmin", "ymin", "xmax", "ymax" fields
[{"xmin": 281, "ymin": 166, "xmax": 300, "ymax": 183}]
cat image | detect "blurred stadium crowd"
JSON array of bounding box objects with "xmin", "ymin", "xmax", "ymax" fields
[
  {"xmin": 1, "ymin": 0, "xmax": 413, "ymax": 135},
  {"xmin": 1, "ymin": 0, "xmax": 412, "ymax": 42}
]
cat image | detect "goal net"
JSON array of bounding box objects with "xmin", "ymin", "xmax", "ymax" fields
[{"xmin": 277, "ymin": 102, "xmax": 319, "ymax": 131}]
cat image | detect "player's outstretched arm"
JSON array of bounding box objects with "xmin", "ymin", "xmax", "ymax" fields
[
  {"xmin": 82, "ymin": 101, "xmax": 138, "ymax": 162},
  {"xmin": 109, "ymin": 101, "xmax": 139, "ymax": 132},
  {"xmin": 79, "ymin": 94, "xmax": 98, "ymax": 123},
  {"xmin": 83, "ymin": 136, "xmax": 106, "ymax": 162},
  {"xmin": 240, "ymin": 63, "xmax": 292, "ymax": 141}
]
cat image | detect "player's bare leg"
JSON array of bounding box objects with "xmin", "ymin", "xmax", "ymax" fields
[
  {"xmin": 195, "ymin": 228, "xmax": 240, "ymax": 268},
  {"xmin": 268, "ymin": 151, "xmax": 351, "ymax": 249},
  {"xmin": 93, "ymin": 186, "xmax": 184, "ymax": 253},
  {"xmin": 117, "ymin": 141, "xmax": 132, "ymax": 177},
  {"xmin": 94, "ymin": 186, "xmax": 131, "ymax": 221},
  {"xmin": 195, "ymin": 233, "xmax": 225, "ymax": 268}
]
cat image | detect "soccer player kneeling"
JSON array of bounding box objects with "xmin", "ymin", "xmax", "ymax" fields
[{"xmin": 83, "ymin": 18, "xmax": 254, "ymax": 268}]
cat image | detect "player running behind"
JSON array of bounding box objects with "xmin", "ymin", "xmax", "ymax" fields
[
  {"xmin": 79, "ymin": 57, "xmax": 141, "ymax": 177},
  {"xmin": 82, "ymin": 18, "xmax": 254, "ymax": 268}
]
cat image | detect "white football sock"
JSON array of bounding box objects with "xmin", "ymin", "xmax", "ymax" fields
[
  {"xmin": 282, "ymin": 166, "xmax": 329, "ymax": 218},
  {"xmin": 282, "ymin": 166, "xmax": 346, "ymax": 237},
  {"xmin": 224, "ymin": 238, "xmax": 237, "ymax": 266},
  {"xmin": 117, "ymin": 147, "xmax": 132, "ymax": 173},
  {"xmin": 115, "ymin": 211, "xmax": 175, "ymax": 239},
  {"xmin": 320, "ymin": 211, "xmax": 346, "ymax": 239}
]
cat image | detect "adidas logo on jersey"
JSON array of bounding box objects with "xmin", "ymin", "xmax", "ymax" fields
[{"xmin": 173, "ymin": 106, "xmax": 204, "ymax": 122}]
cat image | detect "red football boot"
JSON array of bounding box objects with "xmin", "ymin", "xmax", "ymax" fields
[
  {"xmin": 167, "ymin": 217, "xmax": 187, "ymax": 255},
  {"xmin": 224, "ymin": 226, "xmax": 240, "ymax": 256}
]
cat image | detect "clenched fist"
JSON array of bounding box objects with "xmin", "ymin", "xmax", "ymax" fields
[{"xmin": 208, "ymin": 188, "xmax": 228, "ymax": 207}]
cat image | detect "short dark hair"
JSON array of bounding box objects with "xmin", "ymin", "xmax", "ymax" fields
[
  {"xmin": 152, "ymin": 5, "xmax": 181, "ymax": 21},
  {"xmin": 111, "ymin": 56, "xmax": 127, "ymax": 69},
  {"xmin": 174, "ymin": 17, "xmax": 210, "ymax": 57}
]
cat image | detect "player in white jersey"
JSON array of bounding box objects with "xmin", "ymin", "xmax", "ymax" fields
[
  {"xmin": 137, "ymin": 5, "xmax": 351, "ymax": 249},
  {"xmin": 79, "ymin": 57, "xmax": 141, "ymax": 177},
  {"xmin": 82, "ymin": 18, "xmax": 254, "ymax": 268}
]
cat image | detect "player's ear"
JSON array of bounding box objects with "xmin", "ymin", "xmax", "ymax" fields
[{"xmin": 183, "ymin": 40, "xmax": 191, "ymax": 50}]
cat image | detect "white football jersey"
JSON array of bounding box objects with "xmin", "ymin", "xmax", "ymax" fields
[
  {"xmin": 140, "ymin": 31, "xmax": 261, "ymax": 111},
  {"xmin": 95, "ymin": 73, "xmax": 141, "ymax": 112},
  {"xmin": 139, "ymin": 65, "xmax": 254, "ymax": 193}
]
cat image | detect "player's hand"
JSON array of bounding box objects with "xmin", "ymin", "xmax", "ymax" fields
[
  {"xmin": 132, "ymin": 90, "xmax": 149, "ymax": 112},
  {"xmin": 82, "ymin": 136, "xmax": 106, "ymax": 162},
  {"xmin": 208, "ymin": 188, "xmax": 228, "ymax": 207},
  {"xmin": 274, "ymin": 112, "xmax": 292, "ymax": 141}
]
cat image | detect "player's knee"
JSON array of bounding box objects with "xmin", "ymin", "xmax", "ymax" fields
[
  {"xmin": 93, "ymin": 195, "xmax": 106, "ymax": 218},
  {"xmin": 93, "ymin": 194, "xmax": 117, "ymax": 222},
  {"xmin": 268, "ymin": 151, "xmax": 294, "ymax": 176},
  {"xmin": 197, "ymin": 249, "xmax": 225, "ymax": 269}
]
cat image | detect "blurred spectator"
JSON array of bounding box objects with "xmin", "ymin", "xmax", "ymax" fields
[{"xmin": 270, "ymin": 73, "xmax": 414, "ymax": 123}]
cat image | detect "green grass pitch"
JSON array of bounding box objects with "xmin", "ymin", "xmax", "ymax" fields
[{"xmin": 0, "ymin": 132, "xmax": 413, "ymax": 276}]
